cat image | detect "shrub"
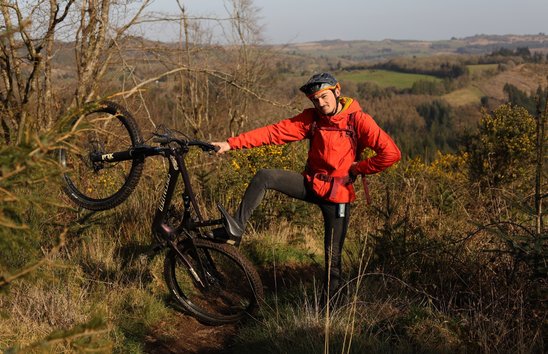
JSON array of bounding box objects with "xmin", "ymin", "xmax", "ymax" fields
[{"xmin": 467, "ymin": 104, "xmax": 536, "ymax": 187}]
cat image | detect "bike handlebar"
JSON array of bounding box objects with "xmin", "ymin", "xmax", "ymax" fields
[
  {"xmin": 89, "ymin": 133, "xmax": 218, "ymax": 164},
  {"xmin": 189, "ymin": 139, "xmax": 220, "ymax": 153},
  {"xmin": 152, "ymin": 134, "xmax": 219, "ymax": 153}
]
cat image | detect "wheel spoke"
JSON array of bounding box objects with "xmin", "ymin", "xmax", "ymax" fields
[{"xmin": 164, "ymin": 239, "xmax": 263, "ymax": 325}]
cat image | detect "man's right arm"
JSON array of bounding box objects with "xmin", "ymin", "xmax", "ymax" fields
[{"xmin": 213, "ymin": 110, "xmax": 314, "ymax": 152}]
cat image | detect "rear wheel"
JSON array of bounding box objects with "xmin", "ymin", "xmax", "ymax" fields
[
  {"xmin": 59, "ymin": 101, "xmax": 144, "ymax": 211},
  {"xmin": 164, "ymin": 239, "xmax": 264, "ymax": 325}
]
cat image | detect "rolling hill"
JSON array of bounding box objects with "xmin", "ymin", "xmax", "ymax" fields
[{"xmin": 274, "ymin": 34, "xmax": 548, "ymax": 61}]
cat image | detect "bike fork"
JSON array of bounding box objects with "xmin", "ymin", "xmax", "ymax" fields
[{"xmin": 168, "ymin": 239, "xmax": 208, "ymax": 289}]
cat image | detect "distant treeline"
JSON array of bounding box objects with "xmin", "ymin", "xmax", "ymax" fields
[
  {"xmin": 343, "ymin": 47, "xmax": 548, "ymax": 81},
  {"xmin": 370, "ymin": 60, "xmax": 467, "ymax": 79},
  {"xmin": 503, "ymin": 83, "xmax": 548, "ymax": 115},
  {"xmin": 380, "ymin": 98, "xmax": 461, "ymax": 160},
  {"xmin": 343, "ymin": 57, "xmax": 467, "ymax": 79},
  {"xmin": 370, "ymin": 83, "xmax": 545, "ymax": 161},
  {"xmin": 475, "ymin": 47, "xmax": 548, "ymax": 65},
  {"xmin": 457, "ymin": 41, "xmax": 548, "ymax": 55},
  {"xmin": 345, "ymin": 55, "xmax": 483, "ymax": 80}
]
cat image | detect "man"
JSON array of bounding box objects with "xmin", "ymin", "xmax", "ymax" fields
[{"xmin": 212, "ymin": 72, "xmax": 401, "ymax": 305}]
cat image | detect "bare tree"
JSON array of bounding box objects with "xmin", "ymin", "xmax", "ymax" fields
[
  {"xmin": 0, "ymin": 0, "xmax": 279, "ymax": 140},
  {"xmin": 0, "ymin": 0, "xmax": 74, "ymax": 144},
  {"xmin": 173, "ymin": 0, "xmax": 211, "ymax": 137},
  {"xmin": 224, "ymin": 0, "xmax": 265, "ymax": 135},
  {"xmin": 0, "ymin": 0, "xmax": 155, "ymax": 144},
  {"xmin": 150, "ymin": 0, "xmax": 269, "ymax": 137},
  {"xmin": 534, "ymin": 91, "xmax": 546, "ymax": 236},
  {"xmin": 73, "ymin": 0, "xmax": 151, "ymax": 106}
]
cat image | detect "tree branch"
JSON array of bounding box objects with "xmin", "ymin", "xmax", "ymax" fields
[{"xmin": 121, "ymin": 65, "xmax": 296, "ymax": 111}]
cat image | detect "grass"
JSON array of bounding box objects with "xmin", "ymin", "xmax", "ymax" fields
[
  {"xmin": 1, "ymin": 114, "xmax": 545, "ymax": 353},
  {"xmin": 466, "ymin": 63, "xmax": 498, "ymax": 74},
  {"xmin": 0, "ymin": 152, "xmax": 171, "ymax": 351},
  {"xmin": 234, "ymin": 235, "xmax": 467, "ymax": 354},
  {"xmin": 442, "ymin": 85, "xmax": 485, "ymax": 106},
  {"xmin": 337, "ymin": 69, "xmax": 441, "ymax": 90},
  {"xmin": 2, "ymin": 160, "xmax": 544, "ymax": 353},
  {"xmin": 242, "ymin": 220, "xmax": 323, "ymax": 267}
]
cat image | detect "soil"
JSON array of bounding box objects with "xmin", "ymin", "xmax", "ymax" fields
[
  {"xmin": 144, "ymin": 313, "xmax": 237, "ymax": 354},
  {"xmin": 143, "ymin": 263, "xmax": 323, "ymax": 353}
]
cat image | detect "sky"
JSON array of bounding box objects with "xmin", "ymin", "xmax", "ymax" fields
[{"xmin": 145, "ymin": 0, "xmax": 548, "ymax": 44}]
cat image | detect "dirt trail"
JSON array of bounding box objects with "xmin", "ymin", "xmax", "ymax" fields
[
  {"xmin": 144, "ymin": 264, "xmax": 323, "ymax": 353},
  {"xmin": 144, "ymin": 312, "xmax": 237, "ymax": 354}
]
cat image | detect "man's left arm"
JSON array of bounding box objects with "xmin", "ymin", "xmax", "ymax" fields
[{"xmin": 352, "ymin": 112, "xmax": 401, "ymax": 175}]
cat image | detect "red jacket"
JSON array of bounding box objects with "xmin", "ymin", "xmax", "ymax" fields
[{"xmin": 227, "ymin": 97, "xmax": 401, "ymax": 203}]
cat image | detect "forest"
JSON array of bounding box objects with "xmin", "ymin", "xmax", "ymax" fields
[{"xmin": 0, "ymin": 1, "xmax": 546, "ymax": 353}]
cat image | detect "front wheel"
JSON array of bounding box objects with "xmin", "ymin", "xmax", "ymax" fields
[
  {"xmin": 59, "ymin": 101, "xmax": 144, "ymax": 211},
  {"xmin": 164, "ymin": 239, "xmax": 264, "ymax": 325}
]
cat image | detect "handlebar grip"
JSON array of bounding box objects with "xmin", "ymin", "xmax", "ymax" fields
[
  {"xmin": 202, "ymin": 143, "xmax": 220, "ymax": 153},
  {"xmin": 152, "ymin": 134, "xmax": 219, "ymax": 152},
  {"xmin": 189, "ymin": 140, "xmax": 219, "ymax": 153}
]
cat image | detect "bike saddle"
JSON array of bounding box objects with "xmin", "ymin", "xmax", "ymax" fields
[{"xmin": 216, "ymin": 203, "xmax": 244, "ymax": 244}]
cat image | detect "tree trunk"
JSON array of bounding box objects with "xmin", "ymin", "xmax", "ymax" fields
[{"xmin": 534, "ymin": 93, "xmax": 546, "ymax": 236}]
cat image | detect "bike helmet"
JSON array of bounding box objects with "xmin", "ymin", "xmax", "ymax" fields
[{"xmin": 299, "ymin": 72, "xmax": 340, "ymax": 97}]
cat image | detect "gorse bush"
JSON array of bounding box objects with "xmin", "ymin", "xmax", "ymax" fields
[{"xmin": 467, "ymin": 104, "xmax": 536, "ymax": 187}]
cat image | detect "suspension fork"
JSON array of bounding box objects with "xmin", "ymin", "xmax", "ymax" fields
[
  {"xmin": 174, "ymin": 152, "xmax": 205, "ymax": 223},
  {"xmin": 167, "ymin": 238, "xmax": 209, "ymax": 289}
]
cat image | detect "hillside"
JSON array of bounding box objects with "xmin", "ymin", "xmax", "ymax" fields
[
  {"xmin": 1, "ymin": 22, "xmax": 546, "ymax": 353},
  {"xmin": 274, "ymin": 34, "xmax": 548, "ymax": 61}
]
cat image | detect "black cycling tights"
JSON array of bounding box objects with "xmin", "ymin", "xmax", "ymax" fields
[{"xmin": 234, "ymin": 169, "xmax": 350, "ymax": 298}]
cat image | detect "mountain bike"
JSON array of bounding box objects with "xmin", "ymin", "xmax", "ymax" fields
[{"xmin": 58, "ymin": 101, "xmax": 264, "ymax": 325}]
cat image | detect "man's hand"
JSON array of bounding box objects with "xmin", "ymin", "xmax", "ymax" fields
[
  {"xmin": 211, "ymin": 141, "xmax": 231, "ymax": 154},
  {"xmin": 348, "ymin": 162, "xmax": 360, "ymax": 182}
]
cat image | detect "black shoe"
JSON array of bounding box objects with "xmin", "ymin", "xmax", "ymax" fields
[
  {"xmin": 216, "ymin": 204, "xmax": 244, "ymax": 238},
  {"xmin": 208, "ymin": 227, "xmax": 242, "ymax": 246}
]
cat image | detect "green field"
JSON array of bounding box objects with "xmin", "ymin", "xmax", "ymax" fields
[{"xmin": 337, "ymin": 69, "xmax": 441, "ymax": 89}]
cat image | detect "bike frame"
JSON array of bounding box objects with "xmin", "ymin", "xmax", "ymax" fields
[
  {"xmin": 150, "ymin": 143, "xmax": 223, "ymax": 241},
  {"xmin": 89, "ymin": 139, "xmax": 223, "ymax": 288},
  {"xmin": 90, "ymin": 140, "xmax": 222, "ymax": 235}
]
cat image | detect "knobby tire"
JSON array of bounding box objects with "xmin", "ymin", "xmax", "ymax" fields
[
  {"xmin": 60, "ymin": 101, "xmax": 144, "ymax": 211},
  {"xmin": 164, "ymin": 238, "xmax": 264, "ymax": 325}
]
